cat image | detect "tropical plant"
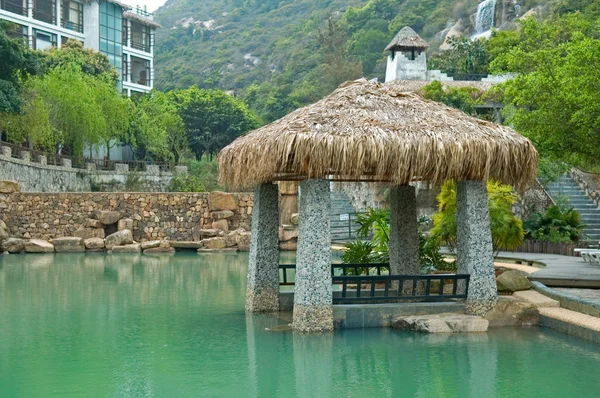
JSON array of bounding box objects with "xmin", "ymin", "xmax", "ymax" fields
[
  {"xmin": 169, "ymin": 172, "xmax": 206, "ymax": 193},
  {"xmin": 431, "ymin": 180, "xmax": 524, "ymax": 257},
  {"xmin": 523, "ymin": 200, "xmax": 585, "ymax": 243}
]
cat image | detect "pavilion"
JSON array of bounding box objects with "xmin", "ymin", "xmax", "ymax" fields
[{"xmin": 218, "ymin": 79, "xmax": 538, "ymax": 333}]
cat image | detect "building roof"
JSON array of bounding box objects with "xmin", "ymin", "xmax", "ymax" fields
[
  {"xmin": 105, "ymin": 0, "xmax": 132, "ymax": 11},
  {"xmin": 385, "ymin": 26, "xmax": 430, "ymax": 52},
  {"xmin": 123, "ymin": 11, "xmax": 162, "ymax": 29},
  {"xmin": 218, "ymin": 79, "xmax": 537, "ymax": 191}
]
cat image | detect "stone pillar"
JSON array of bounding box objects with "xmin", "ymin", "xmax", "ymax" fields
[
  {"xmin": 246, "ymin": 183, "xmax": 280, "ymax": 312},
  {"xmin": 389, "ymin": 185, "xmax": 420, "ymax": 275},
  {"xmin": 86, "ymin": 163, "xmax": 96, "ymax": 171},
  {"xmin": 61, "ymin": 158, "xmax": 72, "ymax": 168},
  {"xmin": 456, "ymin": 180, "xmax": 497, "ymax": 316},
  {"xmin": 115, "ymin": 163, "xmax": 129, "ymax": 173},
  {"xmin": 37, "ymin": 155, "xmax": 47, "ymax": 166},
  {"xmin": 293, "ymin": 179, "xmax": 333, "ymax": 332},
  {"xmin": 1, "ymin": 147, "xmax": 11, "ymax": 157},
  {"xmin": 20, "ymin": 151, "xmax": 31, "ymax": 162}
]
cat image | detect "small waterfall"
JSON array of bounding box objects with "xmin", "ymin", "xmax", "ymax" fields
[{"xmin": 473, "ymin": 0, "xmax": 497, "ymax": 38}]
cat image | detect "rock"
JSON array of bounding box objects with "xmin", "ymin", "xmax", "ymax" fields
[
  {"xmin": 159, "ymin": 241, "xmax": 171, "ymax": 248},
  {"xmin": 141, "ymin": 240, "xmax": 161, "ymax": 250},
  {"xmin": 485, "ymin": 297, "xmax": 540, "ymax": 327},
  {"xmin": 0, "ymin": 228, "xmax": 9, "ymax": 241},
  {"xmin": 112, "ymin": 243, "xmax": 142, "ymax": 253},
  {"xmin": 208, "ymin": 191, "xmax": 236, "ymax": 211},
  {"xmin": 496, "ymin": 270, "xmax": 533, "ymax": 293},
  {"xmin": 392, "ymin": 313, "xmax": 489, "ymax": 333},
  {"xmin": 170, "ymin": 241, "xmax": 203, "ymax": 249},
  {"xmin": 225, "ymin": 230, "xmax": 240, "ymax": 247},
  {"xmin": 53, "ymin": 237, "xmax": 85, "ymax": 253},
  {"xmin": 203, "ymin": 237, "xmax": 227, "ymax": 249},
  {"xmin": 73, "ymin": 227, "xmax": 105, "ymax": 240},
  {"xmin": 212, "ymin": 210, "xmax": 234, "ymax": 220},
  {"xmin": 519, "ymin": 8, "xmax": 537, "ymax": 21},
  {"xmin": 2, "ymin": 238, "xmax": 24, "ymax": 253},
  {"xmin": 279, "ymin": 226, "xmax": 299, "ymax": 241},
  {"xmin": 94, "ymin": 210, "xmax": 122, "ymax": 225},
  {"xmin": 24, "ymin": 239, "xmax": 55, "ymax": 253},
  {"xmin": 440, "ymin": 19, "xmax": 466, "ymax": 51},
  {"xmin": 0, "ymin": 219, "xmax": 7, "ymax": 230},
  {"xmin": 85, "ymin": 219, "xmax": 104, "ymax": 229},
  {"xmin": 104, "ymin": 229, "xmax": 134, "ymax": 250},
  {"xmin": 236, "ymin": 232, "xmax": 252, "ymax": 251},
  {"xmin": 84, "ymin": 238, "xmax": 105, "ymax": 250},
  {"xmin": 200, "ymin": 229, "xmax": 220, "ymax": 237},
  {"xmin": 118, "ymin": 218, "xmax": 133, "ymax": 231},
  {"xmin": 290, "ymin": 213, "xmax": 299, "ymax": 225},
  {"xmin": 0, "ymin": 180, "xmax": 20, "ymax": 194},
  {"xmin": 144, "ymin": 247, "xmax": 176, "ymax": 255},
  {"xmin": 279, "ymin": 240, "xmax": 297, "ymax": 251},
  {"xmin": 212, "ymin": 219, "xmax": 229, "ymax": 232}
]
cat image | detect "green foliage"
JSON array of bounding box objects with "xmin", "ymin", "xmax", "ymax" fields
[
  {"xmin": 428, "ymin": 36, "xmax": 490, "ymax": 75},
  {"xmin": 43, "ymin": 40, "xmax": 119, "ymax": 83},
  {"xmin": 170, "ymin": 86, "xmax": 260, "ymax": 159},
  {"xmin": 537, "ymin": 158, "xmax": 571, "ymax": 186},
  {"xmin": 523, "ymin": 200, "xmax": 585, "ymax": 243},
  {"xmin": 125, "ymin": 171, "xmax": 143, "ymax": 191},
  {"xmin": 490, "ymin": 14, "xmax": 600, "ymax": 168},
  {"xmin": 423, "ymin": 80, "xmax": 480, "ymax": 115},
  {"xmin": 184, "ymin": 158, "xmax": 221, "ymax": 192},
  {"xmin": 431, "ymin": 180, "xmax": 524, "ymax": 256},
  {"xmin": 169, "ymin": 172, "xmax": 206, "ymax": 193}
]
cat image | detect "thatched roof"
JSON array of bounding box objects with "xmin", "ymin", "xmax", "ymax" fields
[
  {"xmin": 218, "ymin": 79, "xmax": 538, "ymax": 191},
  {"xmin": 385, "ymin": 27, "xmax": 430, "ymax": 52},
  {"xmin": 123, "ymin": 11, "xmax": 162, "ymax": 29}
]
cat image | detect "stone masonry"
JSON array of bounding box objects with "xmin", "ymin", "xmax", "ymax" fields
[
  {"xmin": 456, "ymin": 180, "xmax": 498, "ymax": 316},
  {"xmin": 389, "ymin": 185, "xmax": 420, "ymax": 275}
]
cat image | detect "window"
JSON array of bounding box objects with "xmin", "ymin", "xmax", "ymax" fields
[
  {"xmin": 62, "ymin": 0, "xmax": 83, "ymax": 33},
  {"xmin": 129, "ymin": 21, "xmax": 151, "ymax": 52},
  {"xmin": 1, "ymin": 0, "xmax": 28, "ymax": 16},
  {"xmin": 33, "ymin": 0, "xmax": 56, "ymax": 25},
  {"xmin": 99, "ymin": 1, "xmax": 123, "ymax": 81},
  {"xmin": 33, "ymin": 29, "xmax": 57, "ymax": 50},
  {"xmin": 130, "ymin": 56, "xmax": 150, "ymax": 87}
]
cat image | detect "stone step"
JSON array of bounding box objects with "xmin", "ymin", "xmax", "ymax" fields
[
  {"xmin": 539, "ymin": 307, "xmax": 600, "ymax": 343},
  {"xmin": 512, "ymin": 290, "xmax": 560, "ymax": 308}
]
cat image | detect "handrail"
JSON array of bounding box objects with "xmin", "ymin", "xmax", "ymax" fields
[{"xmin": 535, "ymin": 178, "xmax": 556, "ymax": 207}]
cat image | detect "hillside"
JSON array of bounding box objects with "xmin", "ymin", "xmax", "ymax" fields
[{"xmin": 153, "ymin": 0, "xmax": 583, "ymax": 122}]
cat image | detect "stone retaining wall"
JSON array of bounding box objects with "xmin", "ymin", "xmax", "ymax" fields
[
  {"xmin": 0, "ymin": 152, "xmax": 179, "ymax": 192},
  {"xmin": 1, "ymin": 191, "xmax": 253, "ymax": 242}
]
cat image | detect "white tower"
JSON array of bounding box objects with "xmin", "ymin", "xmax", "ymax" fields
[{"xmin": 384, "ymin": 26, "xmax": 430, "ymax": 82}]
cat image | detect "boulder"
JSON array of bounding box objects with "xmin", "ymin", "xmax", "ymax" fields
[
  {"xmin": 53, "ymin": 237, "xmax": 85, "ymax": 253},
  {"xmin": 104, "ymin": 229, "xmax": 134, "ymax": 250},
  {"xmin": 485, "ymin": 297, "xmax": 540, "ymax": 327},
  {"xmin": 141, "ymin": 240, "xmax": 161, "ymax": 250},
  {"xmin": 496, "ymin": 270, "xmax": 533, "ymax": 293},
  {"xmin": 203, "ymin": 237, "xmax": 227, "ymax": 249},
  {"xmin": 94, "ymin": 210, "xmax": 122, "ymax": 225},
  {"xmin": 290, "ymin": 213, "xmax": 299, "ymax": 225},
  {"xmin": 2, "ymin": 238, "xmax": 24, "ymax": 253},
  {"xmin": 0, "ymin": 219, "xmax": 7, "ymax": 231},
  {"xmin": 144, "ymin": 247, "xmax": 176, "ymax": 255},
  {"xmin": 392, "ymin": 313, "xmax": 489, "ymax": 333},
  {"xmin": 84, "ymin": 238, "xmax": 105, "ymax": 250},
  {"xmin": 118, "ymin": 218, "xmax": 133, "ymax": 231},
  {"xmin": 208, "ymin": 191, "xmax": 236, "ymax": 211},
  {"xmin": 212, "ymin": 210, "xmax": 234, "ymax": 220},
  {"xmin": 440, "ymin": 19, "xmax": 466, "ymax": 51},
  {"xmin": 112, "ymin": 243, "xmax": 142, "ymax": 254},
  {"xmin": 279, "ymin": 241, "xmax": 297, "ymax": 251},
  {"xmin": 200, "ymin": 229, "xmax": 220, "ymax": 238},
  {"xmin": 279, "ymin": 226, "xmax": 299, "ymax": 242},
  {"xmin": 159, "ymin": 240, "xmax": 171, "ymax": 248},
  {"xmin": 73, "ymin": 227, "xmax": 105, "ymax": 240},
  {"xmin": 170, "ymin": 241, "xmax": 203, "ymax": 249},
  {"xmin": 0, "ymin": 180, "xmax": 20, "ymax": 194},
  {"xmin": 225, "ymin": 230, "xmax": 240, "ymax": 247},
  {"xmin": 0, "ymin": 228, "xmax": 9, "ymax": 241},
  {"xmin": 84, "ymin": 219, "xmax": 104, "ymax": 229},
  {"xmin": 24, "ymin": 239, "xmax": 55, "ymax": 253},
  {"xmin": 236, "ymin": 232, "xmax": 252, "ymax": 251},
  {"xmin": 212, "ymin": 219, "xmax": 229, "ymax": 232}
]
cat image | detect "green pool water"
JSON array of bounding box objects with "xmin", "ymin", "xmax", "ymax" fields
[{"xmin": 1, "ymin": 253, "xmax": 600, "ymax": 397}]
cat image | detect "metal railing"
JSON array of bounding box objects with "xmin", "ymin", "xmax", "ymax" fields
[
  {"xmin": 130, "ymin": 40, "xmax": 150, "ymax": 53},
  {"xmin": 278, "ymin": 263, "xmax": 470, "ymax": 304},
  {"xmin": 447, "ymin": 73, "xmax": 489, "ymax": 82},
  {"xmin": 1, "ymin": 0, "xmax": 27, "ymax": 15},
  {"xmin": 32, "ymin": 9, "xmax": 56, "ymax": 25},
  {"xmin": 61, "ymin": 19, "xmax": 83, "ymax": 33},
  {"xmin": 331, "ymin": 212, "xmax": 364, "ymax": 242}
]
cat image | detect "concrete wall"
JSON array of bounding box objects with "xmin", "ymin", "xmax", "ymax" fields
[
  {"xmin": 1, "ymin": 191, "xmax": 253, "ymax": 242},
  {"xmin": 385, "ymin": 52, "xmax": 427, "ymax": 82},
  {"xmin": 0, "ymin": 152, "xmax": 177, "ymax": 192}
]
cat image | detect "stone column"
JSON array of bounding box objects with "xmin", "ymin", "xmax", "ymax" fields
[
  {"xmin": 389, "ymin": 185, "xmax": 420, "ymax": 275},
  {"xmin": 246, "ymin": 183, "xmax": 280, "ymax": 312},
  {"xmin": 292, "ymin": 179, "xmax": 333, "ymax": 332},
  {"xmin": 456, "ymin": 180, "xmax": 497, "ymax": 316}
]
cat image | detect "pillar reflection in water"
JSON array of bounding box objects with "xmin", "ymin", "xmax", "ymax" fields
[{"xmin": 293, "ymin": 332, "xmax": 334, "ymax": 397}]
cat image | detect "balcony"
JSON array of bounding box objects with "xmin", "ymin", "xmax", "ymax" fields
[
  {"xmin": 128, "ymin": 21, "xmax": 152, "ymax": 53},
  {"xmin": 61, "ymin": 0, "xmax": 83, "ymax": 33},
  {"xmin": 32, "ymin": 0, "xmax": 56, "ymax": 25},
  {"xmin": 0, "ymin": 0, "xmax": 27, "ymax": 16},
  {"xmin": 61, "ymin": 19, "xmax": 82, "ymax": 33}
]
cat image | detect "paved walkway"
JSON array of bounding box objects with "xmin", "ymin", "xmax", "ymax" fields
[{"xmin": 496, "ymin": 251, "xmax": 600, "ymax": 288}]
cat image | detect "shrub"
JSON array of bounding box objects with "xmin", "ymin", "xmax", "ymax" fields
[
  {"xmin": 169, "ymin": 173, "xmax": 205, "ymax": 193},
  {"xmin": 523, "ymin": 200, "xmax": 584, "ymax": 243}
]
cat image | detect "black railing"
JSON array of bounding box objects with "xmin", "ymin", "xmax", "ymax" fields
[
  {"xmin": 33, "ymin": 9, "xmax": 56, "ymax": 25},
  {"xmin": 130, "ymin": 40, "xmax": 150, "ymax": 53},
  {"xmin": 333, "ymin": 274, "xmax": 470, "ymax": 304},
  {"xmin": 279, "ymin": 263, "xmax": 390, "ymax": 286},
  {"xmin": 1, "ymin": 0, "xmax": 27, "ymax": 15},
  {"xmin": 61, "ymin": 20, "xmax": 83, "ymax": 33},
  {"xmin": 331, "ymin": 213, "xmax": 363, "ymax": 242},
  {"xmin": 447, "ymin": 73, "xmax": 489, "ymax": 82}
]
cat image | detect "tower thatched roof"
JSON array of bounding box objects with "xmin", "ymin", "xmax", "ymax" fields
[
  {"xmin": 385, "ymin": 26, "xmax": 430, "ymax": 52},
  {"xmin": 218, "ymin": 79, "xmax": 538, "ymax": 191}
]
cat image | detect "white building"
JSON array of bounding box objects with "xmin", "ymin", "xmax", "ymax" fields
[{"xmin": 0, "ymin": 0, "xmax": 159, "ymax": 96}]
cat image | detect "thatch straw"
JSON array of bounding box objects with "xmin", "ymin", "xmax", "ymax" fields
[
  {"xmin": 218, "ymin": 79, "xmax": 538, "ymax": 191},
  {"xmin": 385, "ymin": 27, "xmax": 430, "ymax": 51}
]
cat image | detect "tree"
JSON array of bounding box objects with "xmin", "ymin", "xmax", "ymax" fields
[
  {"xmin": 171, "ymin": 87, "xmax": 260, "ymax": 160},
  {"xmin": 490, "ymin": 14, "xmax": 600, "ymax": 168},
  {"xmin": 423, "ymin": 80, "xmax": 481, "ymax": 115},
  {"xmin": 428, "ymin": 36, "xmax": 490, "ymax": 76}
]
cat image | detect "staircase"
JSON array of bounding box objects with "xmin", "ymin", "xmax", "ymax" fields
[
  {"xmin": 546, "ymin": 174, "xmax": 600, "ymax": 244},
  {"xmin": 330, "ymin": 190, "xmax": 359, "ymax": 242}
]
